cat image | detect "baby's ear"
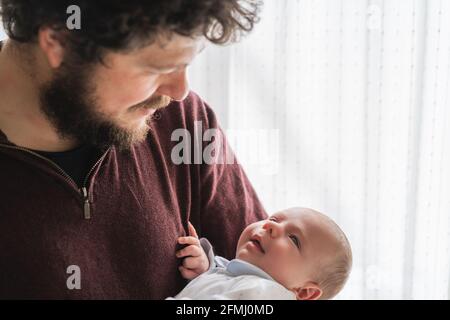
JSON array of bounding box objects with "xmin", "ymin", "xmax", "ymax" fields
[{"xmin": 292, "ymin": 283, "xmax": 323, "ymax": 300}]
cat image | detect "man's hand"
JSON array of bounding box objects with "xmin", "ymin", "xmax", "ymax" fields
[{"xmin": 176, "ymin": 222, "xmax": 210, "ymax": 280}]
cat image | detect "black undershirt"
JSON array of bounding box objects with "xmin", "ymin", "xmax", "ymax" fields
[{"xmin": 33, "ymin": 145, "xmax": 102, "ymax": 189}]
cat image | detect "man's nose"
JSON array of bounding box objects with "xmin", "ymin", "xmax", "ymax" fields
[{"xmin": 156, "ymin": 69, "xmax": 190, "ymax": 102}]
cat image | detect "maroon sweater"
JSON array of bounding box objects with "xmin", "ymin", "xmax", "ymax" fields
[{"xmin": 0, "ymin": 92, "xmax": 267, "ymax": 299}]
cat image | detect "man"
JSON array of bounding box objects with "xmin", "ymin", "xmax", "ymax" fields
[{"xmin": 0, "ymin": 0, "xmax": 267, "ymax": 299}]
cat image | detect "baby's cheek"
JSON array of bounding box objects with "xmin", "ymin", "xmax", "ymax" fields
[{"xmin": 270, "ymin": 244, "xmax": 297, "ymax": 265}]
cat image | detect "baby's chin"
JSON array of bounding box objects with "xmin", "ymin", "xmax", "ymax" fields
[{"xmin": 235, "ymin": 248, "xmax": 261, "ymax": 266}]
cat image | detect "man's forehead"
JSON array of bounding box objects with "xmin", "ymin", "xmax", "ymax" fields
[
  {"xmin": 130, "ymin": 35, "xmax": 205, "ymax": 69},
  {"xmin": 138, "ymin": 35, "xmax": 205, "ymax": 58}
]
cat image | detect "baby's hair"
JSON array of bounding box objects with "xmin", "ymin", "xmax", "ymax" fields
[{"xmin": 313, "ymin": 214, "xmax": 352, "ymax": 300}]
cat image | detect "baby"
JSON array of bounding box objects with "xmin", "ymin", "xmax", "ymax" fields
[{"xmin": 169, "ymin": 207, "xmax": 352, "ymax": 300}]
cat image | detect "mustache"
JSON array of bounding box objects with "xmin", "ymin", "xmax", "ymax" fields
[{"xmin": 133, "ymin": 95, "xmax": 172, "ymax": 111}]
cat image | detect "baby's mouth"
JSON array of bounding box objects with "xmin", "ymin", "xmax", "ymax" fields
[{"xmin": 250, "ymin": 238, "xmax": 265, "ymax": 253}]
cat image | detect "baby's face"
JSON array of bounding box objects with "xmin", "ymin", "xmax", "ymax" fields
[{"xmin": 235, "ymin": 208, "xmax": 341, "ymax": 291}]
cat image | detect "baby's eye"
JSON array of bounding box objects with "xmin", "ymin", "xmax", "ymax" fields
[
  {"xmin": 289, "ymin": 235, "xmax": 300, "ymax": 248},
  {"xmin": 269, "ymin": 217, "xmax": 278, "ymax": 222}
]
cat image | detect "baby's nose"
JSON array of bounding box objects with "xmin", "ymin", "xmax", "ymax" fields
[{"xmin": 262, "ymin": 221, "xmax": 281, "ymax": 238}]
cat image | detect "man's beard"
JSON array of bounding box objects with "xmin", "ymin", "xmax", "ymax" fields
[{"xmin": 39, "ymin": 62, "xmax": 171, "ymax": 153}]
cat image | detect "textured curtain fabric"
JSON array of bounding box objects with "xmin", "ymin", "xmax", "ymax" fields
[{"xmin": 190, "ymin": 0, "xmax": 450, "ymax": 299}]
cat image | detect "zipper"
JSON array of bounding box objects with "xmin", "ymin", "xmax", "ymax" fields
[
  {"xmin": 0, "ymin": 143, "xmax": 110, "ymax": 220},
  {"xmin": 81, "ymin": 186, "xmax": 91, "ymax": 220},
  {"xmin": 80, "ymin": 148, "xmax": 111, "ymax": 219}
]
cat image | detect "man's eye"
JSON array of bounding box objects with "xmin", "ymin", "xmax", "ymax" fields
[{"xmin": 289, "ymin": 235, "xmax": 300, "ymax": 248}]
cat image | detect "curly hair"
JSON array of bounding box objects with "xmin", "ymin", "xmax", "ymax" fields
[{"xmin": 0, "ymin": 0, "xmax": 262, "ymax": 63}]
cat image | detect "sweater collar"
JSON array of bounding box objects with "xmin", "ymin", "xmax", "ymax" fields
[
  {"xmin": 0, "ymin": 41, "xmax": 7, "ymax": 145},
  {"xmin": 0, "ymin": 129, "xmax": 14, "ymax": 146},
  {"xmin": 0, "ymin": 41, "xmax": 12, "ymax": 146}
]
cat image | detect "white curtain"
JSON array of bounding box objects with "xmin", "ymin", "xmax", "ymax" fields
[{"xmin": 190, "ymin": 0, "xmax": 450, "ymax": 299}]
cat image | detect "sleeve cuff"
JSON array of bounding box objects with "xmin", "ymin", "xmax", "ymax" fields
[{"xmin": 199, "ymin": 237, "xmax": 216, "ymax": 272}]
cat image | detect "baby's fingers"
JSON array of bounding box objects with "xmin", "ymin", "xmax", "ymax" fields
[
  {"xmin": 176, "ymin": 244, "xmax": 203, "ymax": 258},
  {"xmin": 178, "ymin": 236, "xmax": 200, "ymax": 246},
  {"xmin": 188, "ymin": 222, "xmax": 199, "ymax": 238},
  {"xmin": 178, "ymin": 266, "xmax": 198, "ymax": 280},
  {"xmin": 182, "ymin": 256, "xmax": 203, "ymax": 270}
]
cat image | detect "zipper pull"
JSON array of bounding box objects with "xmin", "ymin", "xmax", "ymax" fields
[{"xmin": 82, "ymin": 187, "xmax": 91, "ymax": 220}]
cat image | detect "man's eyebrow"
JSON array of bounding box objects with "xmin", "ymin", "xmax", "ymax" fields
[{"xmin": 147, "ymin": 63, "xmax": 188, "ymax": 71}]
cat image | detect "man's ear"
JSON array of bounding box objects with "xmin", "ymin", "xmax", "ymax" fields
[
  {"xmin": 292, "ymin": 282, "xmax": 323, "ymax": 300},
  {"xmin": 37, "ymin": 27, "xmax": 66, "ymax": 69}
]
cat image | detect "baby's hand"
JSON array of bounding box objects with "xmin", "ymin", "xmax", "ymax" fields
[{"xmin": 176, "ymin": 222, "xmax": 210, "ymax": 280}]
